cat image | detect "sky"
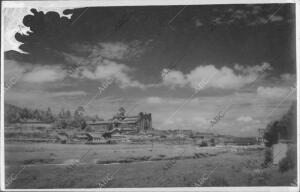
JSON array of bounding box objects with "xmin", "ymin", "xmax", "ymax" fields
[{"xmin": 3, "ymin": 3, "xmax": 297, "ymax": 137}]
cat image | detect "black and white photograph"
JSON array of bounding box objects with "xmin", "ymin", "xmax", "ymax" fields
[{"xmin": 1, "ymin": 0, "xmax": 299, "ymax": 191}]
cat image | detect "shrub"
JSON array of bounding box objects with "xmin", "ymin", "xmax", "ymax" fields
[
  {"xmin": 85, "ymin": 126, "xmax": 94, "ymax": 132},
  {"xmin": 279, "ymin": 145, "xmax": 297, "ymax": 172},
  {"xmin": 263, "ymin": 102, "xmax": 297, "ymax": 147},
  {"xmin": 262, "ymin": 147, "xmax": 272, "ymax": 167},
  {"xmin": 199, "ymin": 141, "xmax": 208, "ymax": 147},
  {"xmin": 209, "ymin": 176, "xmax": 229, "ymax": 186}
]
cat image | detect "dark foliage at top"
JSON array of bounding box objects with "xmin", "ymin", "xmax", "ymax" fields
[{"xmin": 263, "ymin": 101, "xmax": 297, "ymax": 147}]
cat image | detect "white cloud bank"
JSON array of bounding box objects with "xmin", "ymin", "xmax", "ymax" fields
[
  {"xmin": 79, "ymin": 59, "xmax": 146, "ymax": 89},
  {"xmin": 237, "ymin": 116, "xmax": 254, "ymax": 122},
  {"xmin": 22, "ymin": 66, "xmax": 66, "ymax": 83},
  {"xmin": 49, "ymin": 91, "xmax": 87, "ymax": 97},
  {"xmin": 257, "ymin": 86, "xmax": 293, "ymax": 98},
  {"xmin": 162, "ymin": 63, "xmax": 271, "ymax": 90}
]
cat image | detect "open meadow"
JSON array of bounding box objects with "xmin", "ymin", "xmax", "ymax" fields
[{"xmin": 5, "ymin": 143, "xmax": 297, "ymax": 188}]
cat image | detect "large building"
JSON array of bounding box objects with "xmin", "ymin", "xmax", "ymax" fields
[{"xmin": 87, "ymin": 112, "xmax": 152, "ymax": 133}]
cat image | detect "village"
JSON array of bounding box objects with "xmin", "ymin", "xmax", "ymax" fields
[
  {"xmin": 4, "ymin": 102, "xmax": 297, "ymax": 188},
  {"xmin": 5, "ymin": 106, "xmax": 262, "ymax": 145},
  {"xmin": 6, "ymin": 106, "xmax": 288, "ymax": 163},
  {"xmin": 3, "ymin": 93, "xmax": 296, "ymax": 188}
]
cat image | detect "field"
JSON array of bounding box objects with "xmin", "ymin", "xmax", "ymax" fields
[{"xmin": 5, "ymin": 142, "xmax": 297, "ymax": 189}]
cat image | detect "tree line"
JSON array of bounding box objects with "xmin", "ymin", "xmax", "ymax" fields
[{"xmin": 4, "ymin": 104, "xmax": 104, "ymax": 129}]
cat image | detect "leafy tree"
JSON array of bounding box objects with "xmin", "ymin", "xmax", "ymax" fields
[
  {"xmin": 113, "ymin": 107, "xmax": 126, "ymax": 120},
  {"xmin": 263, "ymin": 102, "xmax": 297, "ymax": 147},
  {"xmin": 73, "ymin": 106, "xmax": 86, "ymax": 129},
  {"xmin": 95, "ymin": 115, "xmax": 104, "ymax": 121},
  {"xmin": 45, "ymin": 107, "xmax": 54, "ymax": 122},
  {"xmin": 279, "ymin": 145, "xmax": 297, "ymax": 172},
  {"xmin": 65, "ymin": 110, "xmax": 72, "ymax": 119},
  {"xmin": 59, "ymin": 108, "xmax": 65, "ymax": 119},
  {"xmin": 33, "ymin": 109, "xmax": 39, "ymax": 120},
  {"xmin": 263, "ymin": 102, "xmax": 297, "ymax": 172},
  {"xmin": 55, "ymin": 119, "xmax": 68, "ymax": 129},
  {"xmin": 21, "ymin": 108, "xmax": 30, "ymax": 119}
]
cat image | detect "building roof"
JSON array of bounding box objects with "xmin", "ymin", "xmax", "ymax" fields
[
  {"xmin": 119, "ymin": 121, "xmax": 138, "ymax": 124},
  {"xmin": 123, "ymin": 116, "xmax": 139, "ymax": 119},
  {"xmin": 87, "ymin": 118, "xmax": 139, "ymax": 125},
  {"xmin": 86, "ymin": 133, "xmax": 103, "ymax": 138},
  {"xmin": 194, "ymin": 132, "xmax": 214, "ymax": 136},
  {"xmin": 87, "ymin": 120, "xmax": 112, "ymax": 125}
]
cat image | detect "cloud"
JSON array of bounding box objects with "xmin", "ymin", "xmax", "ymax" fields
[
  {"xmin": 5, "ymin": 49, "xmax": 147, "ymax": 89},
  {"xmin": 22, "ymin": 66, "xmax": 66, "ymax": 83},
  {"xmin": 191, "ymin": 116, "xmax": 208, "ymax": 124},
  {"xmin": 49, "ymin": 91, "xmax": 87, "ymax": 97},
  {"xmin": 80, "ymin": 59, "xmax": 145, "ymax": 89},
  {"xmin": 281, "ymin": 73, "xmax": 296, "ymax": 83},
  {"xmin": 146, "ymin": 97, "xmax": 163, "ymax": 104},
  {"xmin": 67, "ymin": 40, "xmax": 152, "ymax": 62},
  {"xmin": 237, "ymin": 116, "xmax": 253, "ymax": 122},
  {"xmin": 145, "ymin": 96, "xmax": 202, "ymax": 106},
  {"xmin": 98, "ymin": 41, "xmax": 149, "ymax": 60},
  {"xmin": 4, "ymin": 60, "xmax": 26, "ymax": 81},
  {"xmin": 187, "ymin": 65, "xmax": 253, "ymax": 90},
  {"xmin": 98, "ymin": 42, "xmax": 129, "ymax": 60},
  {"xmin": 80, "ymin": 59, "xmax": 130, "ymax": 79},
  {"xmin": 162, "ymin": 70, "xmax": 186, "ymax": 88},
  {"xmin": 4, "ymin": 59, "xmax": 70, "ymax": 85},
  {"xmin": 61, "ymin": 41, "xmax": 153, "ymax": 89},
  {"xmin": 4, "ymin": 88, "xmax": 87, "ymax": 111},
  {"xmin": 209, "ymin": 5, "xmax": 290, "ymax": 26},
  {"xmin": 162, "ymin": 116, "xmax": 209, "ymax": 130},
  {"xmin": 269, "ymin": 15, "xmax": 284, "ymax": 22},
  {"xmin": 257, "ymin": 86, "xmax": 292, "ymax": 98},
  {"xmin": 161, "ymin": 63, "xmax": 271, "ymax": 90}
]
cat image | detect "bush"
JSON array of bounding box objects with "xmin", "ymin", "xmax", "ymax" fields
[
  {"xmin": 263, "ymin": 102, "xmax": 297, "ymax": 147},
  {"xmin": 208, "ymin": 176, "xmax": 229, "ymax": 186},
  {"xmin": 279, "ymin": 145, "xmax": 297, "ymax": 172},
  {"xmin": 262, "ymin": 147, "xmax": 272, "ymax": 167},
  {"xmin": 85, "ymin": 126, "xmax": 94, "ymax": 132},
  {"xmin": 210, "ymin": 138, "xmax": 215, "ymax": 146},
  {"xmin": 199, "ymin": 141, "xmax": 208, "ymax": 147}
]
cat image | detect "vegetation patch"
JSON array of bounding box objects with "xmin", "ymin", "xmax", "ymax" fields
[{"xmin": 23, "ymin": 158, "xmax": 55, "ymax": 165}]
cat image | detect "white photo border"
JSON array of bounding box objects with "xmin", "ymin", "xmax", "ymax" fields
[{"xmin": 1, "ymin": 0, "xmax": 299, "ymax": 191}]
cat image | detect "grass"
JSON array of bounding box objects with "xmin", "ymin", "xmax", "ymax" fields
[{"xmin": 5, "ymin": 143, "xmax": 297, "ymax": 188}]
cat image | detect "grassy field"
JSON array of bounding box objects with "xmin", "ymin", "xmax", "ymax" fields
[
  {"xmin": 5, "ymin": 143, "xmax": 297, "ymax": 188},
  {"xmin": 5, "ymin": 143, "xmax": 227, "ymax": 165}
]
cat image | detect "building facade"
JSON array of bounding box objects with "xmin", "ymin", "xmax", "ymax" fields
[{"xmin": 87, "ymin": 112, "xmax": 152, "ymax": 133}]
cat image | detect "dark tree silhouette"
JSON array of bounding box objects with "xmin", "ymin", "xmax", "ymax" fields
[{"xmin": 264, "ymin": 101, "xmax": 297, "ymax": 147}]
